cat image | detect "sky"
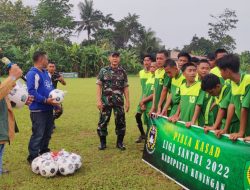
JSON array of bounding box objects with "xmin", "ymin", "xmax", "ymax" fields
[{"xmin": 22, "ymin": 0, "xmax": 250, "ymax": 53}]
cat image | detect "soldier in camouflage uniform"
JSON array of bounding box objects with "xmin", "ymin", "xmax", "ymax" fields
[{"xmin": 96, "ymin": 52, "xmax": 130, "ymax": 151}]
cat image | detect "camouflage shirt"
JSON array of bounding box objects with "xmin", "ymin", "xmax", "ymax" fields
[{"xmin": 96, "ymin": 66, "xmax": 129, "ymax": 106}]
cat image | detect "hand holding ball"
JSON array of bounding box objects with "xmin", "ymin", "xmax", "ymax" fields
[{"xmin": 48, "ymin": 89, "xmax": 65, "ymax": 104}]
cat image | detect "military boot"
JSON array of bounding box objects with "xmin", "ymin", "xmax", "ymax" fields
[
  {"xmin": 98, "ymin": 136, "xmax": 107, "ymax": 150},
  {"xmin": 116, "ymin": 135, "xmax": 126, "ymax": 151}
]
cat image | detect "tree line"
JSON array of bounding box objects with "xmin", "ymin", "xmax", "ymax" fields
[{"xmin": 0, "ymin": 0, "xmax": 249, "ymax": 77}]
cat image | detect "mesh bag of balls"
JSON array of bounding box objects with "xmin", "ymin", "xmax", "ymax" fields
[{"xmin": 31, "ymin": 150, "xmax": 82, "ymax": 177}]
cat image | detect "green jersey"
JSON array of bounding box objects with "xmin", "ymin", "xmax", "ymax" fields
[
  {"xmin": 230, "ymin": 74, "xmax": 250, "ymax": 136},
  {"xmin": 200, "ymin": 93, "xmax": 215, "ymax": 126},
  {"xmin": 139, "ymin": 69, "xmax": 152, "ymax": 95},
  {"xmin": 168, "ymin": 73, "xmax": 185, "ymax": 116},
  {"xmin": 137, "ymin": 69, "xmax": 152, "ymax": 113},
  {"xmin": 154, "ymin": 68, "xmax": 166, "ymax": 108},
  {"xmin": 180, "ymin": 81, "xmax": 206, "ymax": 125},
  {"xmin": 143, "ymin": 75, "xmax": 155, "ymax": 110},
  {"xmin": 210, "ymin": 66, "xmax": 225, "ymax": 85},
  {"xmin": 143, "ymin": 75, "xmax": 155, "ymax": 126},
  {"xmin": 214, "ymin": 84, "xmax": 239, "ymax": 131}
]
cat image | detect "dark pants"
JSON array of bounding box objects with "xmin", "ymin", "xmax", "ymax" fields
[
  {"xmin": 28, "ymin": 110, "xmax": 54, "ymax": 160},
  {"xmin": 97, "ymin": 106, "xmax": 126, "ymax": 137}
]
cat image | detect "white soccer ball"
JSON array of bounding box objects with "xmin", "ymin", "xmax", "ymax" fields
[
  {"xmin": 40, "ymin": 152, "xmax": 53, "ymax": 160},
  {"xmin": 58, "ymin": 149, "xmax": 71, "ymax": 158},
  {"xmin": 31, "ymin": 156, "xmax": 45, "ymax": 174},
  {"xmin": 68, "ymin": 153, "xmax": 82, "ymax": 170},
  {"xmin": 8, "ymin": 80, "xmax": 28, "ymax": 108},
  {"xmin": 49, "ymin": 89, "xmax": 65, "ymax": 103},
  {"xmin": 57, "ymin": 158, "xmax": 76, "ymax": 176},
  {"xmin": 39, "ymin": 159, "xmax": 58, "ymax": 178}
]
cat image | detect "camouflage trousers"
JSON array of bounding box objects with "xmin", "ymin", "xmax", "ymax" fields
[{"xmin": 97, "ymin": 106, "xmax": 126, "ymax": 137}]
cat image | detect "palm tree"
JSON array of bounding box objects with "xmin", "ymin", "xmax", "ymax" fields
[
  {"xmin": 76, "ymin": 0, "xmax": 103, "ymax": 40},
  {"xmin": 137, "ymin": 28, "xmax": 163, "ymax": 55}
]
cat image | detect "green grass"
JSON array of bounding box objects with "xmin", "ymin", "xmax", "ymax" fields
[{"xmin": 0, "ymin": 76, "xmax": 180, "ymax": 190}]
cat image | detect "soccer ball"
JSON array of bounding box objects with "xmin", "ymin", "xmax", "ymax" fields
[
  {"xmin": 31, "ymin": 156, "xmax": 45, "ymax": 174},
  {"xmin": 68, "ymin": 153, "xmax": 82, "ymax": 170},
  {"xmin": 57, "ymin": 158, "xmax": 76, "ymax": 176},
  {"xmin": 58, "ymin": 149, "xmax": 71, "ymax": 158},
  {"xmin": 8, "ymin": 80, "xmax": 28, "ymax": 108},
  {"xmin": 39, "ymin": 160, "xmax": 58, "ymax": 177},
  {"xmin": 49, "ymin": 89, "xmax": 65, "ymax": 103},
  {"xmin": 40, "ymin": 152, "xmax": 53, "ymax": 160}
]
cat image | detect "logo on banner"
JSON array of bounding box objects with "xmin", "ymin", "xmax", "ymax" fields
[
  {"xmin": 146, "ymin": 125, "xmax": 157, "ymax": 154},
  {"xmin": 244, "ymin": 161, "xmax": 250, "ymax": 189}
]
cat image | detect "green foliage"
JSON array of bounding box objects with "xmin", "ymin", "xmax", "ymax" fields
[
  {"xmin": 183, "ymin": 9, "xmax": 239, "ymax": 54},
  {"xmin": 182, "ymin": 35, "xmax": 214, "ymax": 55},
  {"xmin": 33, "ymin": 0, "xmax": 75, "ymax": 39},
  {"xmin": 208, "ymin": 9, "xmax": 238, "ymax": 52},
  {"xmin": 239, "ymin": 51, "xmax": 250, "ymax": 73},
  {"xmin": 76, "ymin": 0, "xmax": 114, "ymax": 40},
  {"xmin": 0, "ymin": 0, "xmax": 38, "ymax": 49}
]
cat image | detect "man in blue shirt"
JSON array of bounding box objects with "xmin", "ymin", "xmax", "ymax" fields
[{"xmin": 26, "ymin": 51, "xmax": 59, "ymax": 163}]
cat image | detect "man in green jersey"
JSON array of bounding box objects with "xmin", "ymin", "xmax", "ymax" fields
[
  {"xmin": 196, "ymin": 59, "xmax": 214, "ymax": 126},
  {"xmin": 139, "ymin": 62, "xmax": 157, "ymax": 129},
  {"xmin": 161, "ymin": 59, "xmax": 185, "ymax": 117},
  {"xmin": 210, "ymin": 49, "xmax": 228, "ymax": 84},
  {"xmin": 149, "ymin": 50, "xmax": 169, "ymax": 115},
  {"xmin": 169, "ymin": 63, "xmax": 206, "ymax": 127},
  {"xmin": 157, "ymin": 52, "xmax": 190, "ymax": 115},
  {"xmin": 135, "ymin": 55, "xmax": 153, "ymax": 143},
  {"xmin": 216, "ymin": 54, "xmax": 250, "ymax": 140},
  {"xmin": 201, "ymin": 74, "xmax": 239, "ymax": 135}
]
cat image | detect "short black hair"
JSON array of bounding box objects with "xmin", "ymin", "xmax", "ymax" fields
[
  {"xmin": 197, "ymin": 59, "xmax": 210, "ymax": 66},
  {"xmin": 191, "ymin": 57, "xmax": 200, "ymax": 64},
  {"xmin": 216, "ymin": 54, "xmax": 240, "ymax": 73},
  {"xmin": 178, "ymin": 51, "xmax": 191, "ymax": 62},
  {"xmin": 181, "ymin": 62, "xmax": 196, "ymax": 72},
  {"xmin": 48, "ymin": 60, "xmax": 56, "ymax": 65},
  {"xmin": 143, "ymin": 54, "xmax": 153, "ymax": 61},
  {"xmin": 215, "ymin": 49, "xmax": 228, "ymax": 57},
  {"xmin": 33, "ymin": 51, "xmax": 47, "ymax": 62},
  {"xmin": 207, "ymin": 53, "xmax": 215, "ymax": 61},
  {"xmin": 163, "ymin": 59, "xmax": 177, "ymax": 68},
  {"xmin": 201, "ymin": 74, "xmax": 220, "ymax": 91},
  {"xmin": 157, "ymin": 50, "xmax": 169, "ymax": 58}
]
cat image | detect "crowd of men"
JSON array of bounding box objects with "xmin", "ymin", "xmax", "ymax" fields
[
  {"xmin": 95, "ymin": 49, "xmax": 250, "ymax": 151},
  {"xmin": 134, "ymin": 49, "xmax": 250, "ymax": 143}
]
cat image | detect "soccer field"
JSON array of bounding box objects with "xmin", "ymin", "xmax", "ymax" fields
[{"xmin": 0, "ymin": 76, "xmax": 180, "ymax": 190}]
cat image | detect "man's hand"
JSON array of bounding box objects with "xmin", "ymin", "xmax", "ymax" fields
[
  {"xmin": 46, "ymin": 98, "xmax": 60, "ymax": 106},
  {"xmin": 161, "ymin": 108, "xmax": 167, "ymax": 116},
  {"xmin": 185, "ymin": 121, "xmax": 194, "ymax": 128},
  {"xmin": 204, "ymin": 126, "xmax": 217, "ymax": 134},
  {"xmin": 97, "ymin": 100, "xmax": 103, "ymax": 111},
  {"xmin": 140, "ymin": 104, "xmax": 146, "ymax": 111},
  {"xmin": 149, "ymin": 107, "xmax": 155, "ymax": 117},
  {"xmin": 9, "ymin": 64, "xmax": 22, "ymax": 80},
  {"xmin": 214, "ymin": 129, "xmax": 228, "ymax": 138},
  {"xmin": 58, "ymin": 75, "xmax": 63, "ymax": 81},
  {"xmin": 125, "ymin": 101, "xmax": 130, "ymax": 112},
  {"xmin": 156, "ymin": 107, "xmax": 162, "ymax": 117},
  {"xmin": 25, "ymin": 95, "xmax": 34, "ymax": 106},
  {"xmin": 168, "ymin": 114, "xmax": 179, "ymax": 123},
  {"xmin": 229, "ymin": 132, "xmax": 244, "ymax": 141},
  {"xmin": 243, "ymin": 136, "xmax": 250, "ymax": 142}
]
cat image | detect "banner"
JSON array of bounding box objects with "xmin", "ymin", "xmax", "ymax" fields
[{"xmin": 142, "ymin": 116, "xmax": 250, "ymax": 190}]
